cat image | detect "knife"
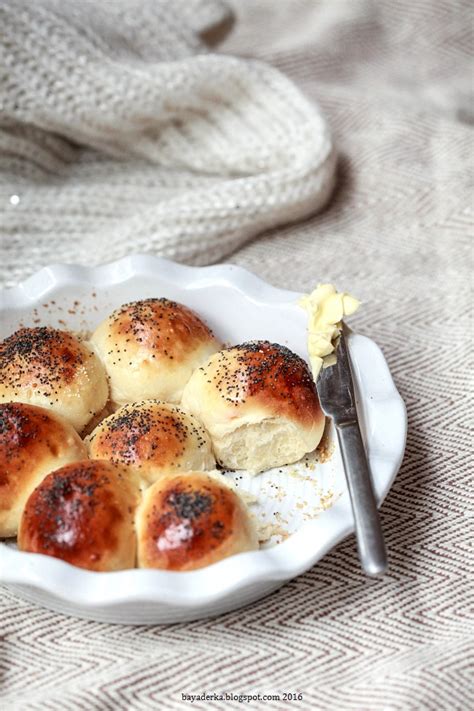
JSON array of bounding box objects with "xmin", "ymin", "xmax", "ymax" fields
[{"xmin": 316, "ymin": 324, "xmax": 388, "ymax": 576}]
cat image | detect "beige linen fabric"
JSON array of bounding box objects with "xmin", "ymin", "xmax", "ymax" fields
[{"xmin": 1, "ymin": 1, "xmax": 473, "ymax": 709}]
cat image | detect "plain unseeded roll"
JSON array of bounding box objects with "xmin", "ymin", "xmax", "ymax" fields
[
  {"xmin": 87, "ymin": 400, "xmax": 215, "ymax": 485},
  {"xmin": 136, "ymin": 472, "xmax": 258, "ymax": 571},
  {"xmin": 0, "ymin": 327, "xmax": 109, "ymax": 432},
  {"xmin": 18, "ymin": 460, "xmax": 140, "ymax": 572},
  {"xmin": 90, "ymin": 298, "xmax": 221, "ymax": 404},
  {"xmin": 181, "ymin": 341, "xmax": 326, "ymax": 473},
  {"xmin": 0, "ymin": 402, "xmax": 87, "ymax": 538}
]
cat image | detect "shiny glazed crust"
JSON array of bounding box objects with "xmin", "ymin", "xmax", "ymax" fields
[
  {"xmin": 0, "ymin": 402, "xmax": 86, "ymax": 537},
  {"xmin": 18, "ymin": 460, "xmax": 140, "ymax": 571},
  {"xmin": 136, "ymin": 472, "xmax": 258, "ymax": 571},
  {"xmin": 87, "ymin": 400, "xmax": 215, "ymax": 485},
  {"xmin": 183, "ymin": 341, "xmax": 323, "ymax": 425},
  {"xmin": 90, "ymin": 298, "xmax": 221, "ymax": 404},
  {"xmin": 0, "ymin": 327, "xmax": 109, "ymax": 431},
  {"xmin": 181, "ymin": 341, "xmax": 325, "ymax": 471}
]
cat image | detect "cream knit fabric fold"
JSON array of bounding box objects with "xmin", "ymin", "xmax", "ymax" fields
[{"xmin": 0, "ymin": 0, "xmax": 335, "ymax": 287}]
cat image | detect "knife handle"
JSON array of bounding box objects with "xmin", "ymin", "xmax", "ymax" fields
[{"xmin": 336, "ymin": 421, "xmax": 388, "ymax": 576}]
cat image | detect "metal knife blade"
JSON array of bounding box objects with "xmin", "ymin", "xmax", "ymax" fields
[
  {"xmin": 316, "ymin": 324, "xmax": 357, "ymax": 424},
  {"xmin": 316, "ymin": 324, "xmax": 388, "ymax": 576}
]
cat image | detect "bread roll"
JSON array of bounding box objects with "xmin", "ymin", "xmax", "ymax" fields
[
  {"xmin": 87, "ymin": 400, "xmax": 215, "ymax": 485},
  {"xmin": 0, "ymin": 327, "xmax": 109, "ymax": 432},
  {"xmin": 0, "ymin": 402, "xmax": 87, "ymax": 538},
  {"xmin": 136, "ymin": 472, "xmax": 258, "ymax": 571},
  {"xmin": 181, "ymin": 341, "xmax": 325, "ymax": 473},
  {"xmin": 19, "ymin": 460, "xmax": 139, "ymax": 571},
  {"xmin": 90, "ymin": 298, "xmax": 220, "ymax": 404}
]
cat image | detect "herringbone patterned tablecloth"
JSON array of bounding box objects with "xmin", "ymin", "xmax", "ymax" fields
[{"xmin": 1, "ymin": 1, "xmax": 473, "ymax": 709}]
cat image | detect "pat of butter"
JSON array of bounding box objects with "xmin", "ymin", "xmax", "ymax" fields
[{"xmin": 299, "ymin": 284, "xmax": 360, "ymax": 379}]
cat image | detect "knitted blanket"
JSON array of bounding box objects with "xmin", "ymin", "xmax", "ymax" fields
[{"xmin": 0, "ymin": 0, "xmax": 335, "ymax": 286}]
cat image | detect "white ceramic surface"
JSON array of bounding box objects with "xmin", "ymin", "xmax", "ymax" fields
[{"xmin": 0, "ymin": 256, "xmax": 407, "ymax": 624}]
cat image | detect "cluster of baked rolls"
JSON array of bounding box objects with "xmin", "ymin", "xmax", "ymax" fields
[{"xmin": 0, "ymin": 297, "xmax": 325, "ymax": 572}]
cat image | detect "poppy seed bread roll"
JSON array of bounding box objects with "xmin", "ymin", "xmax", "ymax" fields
[
  {"xmin": 136, "ymin": 472, "xmax": 258, "ymax": 571},
  {"xmin": 87, "ymin": 400, "xmax": 215, "ymax": 485},
  {"xmin": 19, "ymin": 460, "xmax": 140, "ymax": 571},
  {"xmin": 0, "ymin": 327, "xmax": 109, "ymax": 432},
  {"xmin": 90, "ymin": 298, "xmax": 221, "ymax": 404},
  {"xmin": 0, "ymin": 402, "xmax": 87, "ymax": 538},
  {"xmin": 181, "ymin": 341, "xmax": 325, "ymax": 473}
]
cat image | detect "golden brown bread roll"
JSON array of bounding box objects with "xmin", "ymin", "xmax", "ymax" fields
[
  {"xmin": 87, "ymin": 400, "xmax": 215, "ymax": 485},
  {"xmin": 90, "ymin": 298, "xmax": 220, "ymax": 404},
  {"xmin": 18, "ymin": 460, "xmax": 140, "ymax": 571},
  {"xmin": 181, "ymin": 341, "xmax": 325, "ymax": 473},
  {"xmin": 136, "ymin": 472, "xmax": 258, "ymax": 571},
  {"xmin": 0, "ymin": 402, "xmax": 87, "ymax": 538},
  {"xmin": 0, "ymin": 327, "xmax": 109, "ymax": 432}
]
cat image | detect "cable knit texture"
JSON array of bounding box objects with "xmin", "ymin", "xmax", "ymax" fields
[{"xmin": 0, "ymin": 0, "xmax": 335, "ymax": 286}]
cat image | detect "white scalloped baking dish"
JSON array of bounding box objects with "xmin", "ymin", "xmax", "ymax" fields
[{"xmin": 0, "ymin": 256, "xmax": 406, "ymax": 624}]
